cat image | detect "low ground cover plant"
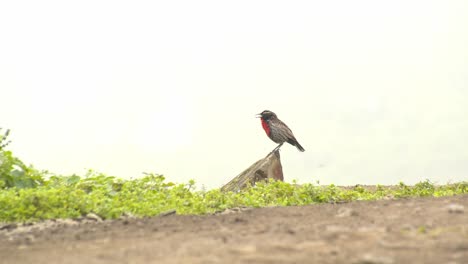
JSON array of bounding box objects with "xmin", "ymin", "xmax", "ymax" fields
[{"xmin": 1, "ymin": 129, "xmax": 466, "ymax": 222}]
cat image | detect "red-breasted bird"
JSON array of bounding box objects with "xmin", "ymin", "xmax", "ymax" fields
[{"xmin": 256, "ymin": 110, "xmax": 305, "ymax": 152}]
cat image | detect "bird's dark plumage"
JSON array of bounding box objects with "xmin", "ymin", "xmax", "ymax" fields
[{"xmin": 257, "ymin": 110, "xmax": 305, "ymax": 152}]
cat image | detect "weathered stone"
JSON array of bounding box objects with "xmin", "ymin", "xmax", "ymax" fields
[
  {"xmin": 447, "ymin": 203, "xmax": 464, "ymax": 214},
  {"xmin": 221, "ymin": 150, "xmax": 283, "ymax": 192}
]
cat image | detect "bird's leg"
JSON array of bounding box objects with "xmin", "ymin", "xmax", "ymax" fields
[{"xmin": 271, "ymin": 143, "xmax": 284, "ymax": 154}]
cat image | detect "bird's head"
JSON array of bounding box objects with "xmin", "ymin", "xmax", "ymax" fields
[{"xmin": 256, "ymin": 110, "xmax": 277, "ymax": 121}]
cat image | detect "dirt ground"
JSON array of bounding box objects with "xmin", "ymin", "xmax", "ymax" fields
[{"xmin": 1, "ymin": 195, "xmax": 467, "ymax": 264}]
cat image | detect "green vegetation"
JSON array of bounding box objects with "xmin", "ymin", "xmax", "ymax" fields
[
  {"xmin": 0, "ymin": 128, "xmax": 45, "ymax": 189},
  {"xmin": 1, "ymin": 173, "xmax": 466, "ymax": 223},
  {"xmin": 1, "ymin": 128, "xmax": 467, "ymax": 223}
]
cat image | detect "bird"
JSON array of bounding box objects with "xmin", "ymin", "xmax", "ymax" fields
[{"xmin": 256, "ymin": 110, "xmax": 305, "ymax": 152}]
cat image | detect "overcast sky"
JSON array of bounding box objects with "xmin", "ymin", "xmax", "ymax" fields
[{"xmin": 1, "ymin": 1, "xmax": 467, "ymax": 188}]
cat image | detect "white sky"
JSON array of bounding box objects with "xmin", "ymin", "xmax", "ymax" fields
[{"xmin": 1, "ymin": 1, "xmax": 467, "ymax": 188}]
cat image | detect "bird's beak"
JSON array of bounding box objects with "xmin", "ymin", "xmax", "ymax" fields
[{"xmin": 255, "ymin": 113, "xmax": 262, "ymax": 118}]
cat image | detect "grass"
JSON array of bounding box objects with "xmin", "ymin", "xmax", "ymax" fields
[
  {"xmin": 1, "ymin": 130, "xmax": 467, "ymax": 223},
  {"xmin": 0, "ymin": 171, "xmax": 466, "ymax": 223}
]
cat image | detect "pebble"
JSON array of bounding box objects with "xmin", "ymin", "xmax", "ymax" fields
[
  {"xmin": 447, "ymin": 204, "xmax": 464, "ymax": 214},
  {"xmin": 0, "ymin": 223, "xmax": 18, "ymax": 231},
  {"xmin": 85, "ymin": 213, "xmax": 103, "ymax": 222},
  {"xmin": 159, "ymin": 210, "xmax": 177, "ymax": 216}
]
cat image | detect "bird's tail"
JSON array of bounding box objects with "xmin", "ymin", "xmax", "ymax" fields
[
  {"xmin": 287, "ymin": 138, "xmax": 305, "ymax": 152},
  {"xmin": 295, "ymin": 142, "xmax": 305, "ymax": 152}
]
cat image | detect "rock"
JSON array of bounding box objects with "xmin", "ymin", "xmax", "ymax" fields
[
  {"xmin": 159, "ymin": 210, "xmax": 177, "ymax": 216},
  {"xmin": 217, "ymin": 207, "xmax": 252, "ymax": 215},
  {"xmin": 85, "ymin": 213, "xmax": 103, "ymax": 222},
  {"xmin": 121, "ymin": 212, "xmax": 137, "ymax": 219},
  {"xmin": 447, "ymin": 204, "xmax": 464, "ymax": 214},
  {"xmin": 221, "ymin": 150, "xmax": 283, "ymax": 192},
  {"xmin": 218, "ymin": 208, "xmax": 240, "ymax": 215},
  {"xmin": 0, "ymin": 223, "xmax": 18, "ymax": 231}
]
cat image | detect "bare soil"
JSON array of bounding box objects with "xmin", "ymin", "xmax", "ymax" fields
[{"xmin": 1, "ymin": 195, "xmax": 467, "ymax": 264}]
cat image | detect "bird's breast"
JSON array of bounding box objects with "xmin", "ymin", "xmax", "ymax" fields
[{"xmin": 261, "ymin": 119, "xmax": 271, "ymax": 136}]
